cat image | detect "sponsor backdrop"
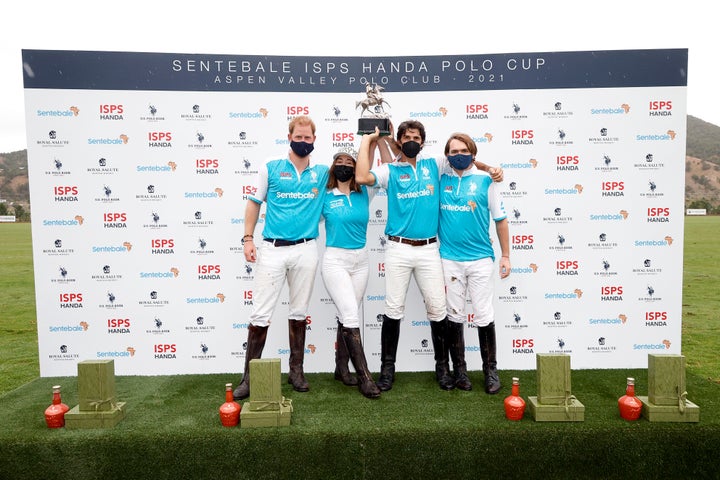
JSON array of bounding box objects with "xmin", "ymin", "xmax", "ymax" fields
[{"xmin": 22, "ymin": 49, "xmax": 687, "ymax": 376}]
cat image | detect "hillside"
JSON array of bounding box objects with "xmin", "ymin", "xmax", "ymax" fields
[{"xmin": 2, "ymin": 115, "xmax": 720, "ymax": 213}]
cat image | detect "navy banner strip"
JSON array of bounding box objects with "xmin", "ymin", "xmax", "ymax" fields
[{"xmin": 22, "ymin": 49, "xmax": 687, "ymax": 92}]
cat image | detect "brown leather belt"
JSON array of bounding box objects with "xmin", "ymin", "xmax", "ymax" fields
[
  {"xmin": 264, "ymin": 238, "xmax": 313, "ymax": 247},
  {"xmin": 387, "ymin": 235, "xmax": 437, "ymax": 247}
]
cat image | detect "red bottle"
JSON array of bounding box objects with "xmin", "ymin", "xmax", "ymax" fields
[
  {"xmin": 44, "ymin": 385, "xmax": 70, "ymax": 428},
  {"xmin": 504, "ymin": 377, "xmax": 526, "ymax": 421},
  {"xmin": 219, "ymin": 383, "xmax": 241, "ymax": 427},
  {"xmin": 618, "ymin": 377, "xmax": 642, "ymax": 421}
]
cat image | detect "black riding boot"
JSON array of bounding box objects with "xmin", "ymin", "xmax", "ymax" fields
[
  {"xmin": 341, "ymin": 327, "xmax": 381, "ymax": 399},
  {"xmin": 430, "ymin": 318, "xmax": 455, "ymax": 390},
  {"xmin": 478, "ymin": 322, "xmax": 501, "ymax": 394},
  {"xmin": 233, "ymin": 324, "xmax": 269, "ymax": 400},
  {"xmin": 287, "ymin": 319, "xmax": 310, "ymax": 392},
  {"xmin": 376, "ymin": 315, "xmax": 401, "ymax": 391},
  {"xmin": 335, "ymin": 320, "xmax": 358, "ymax": 386},
  {"xmin": 448, "ymin": 320, "xmax": 472, "ymax": 391}
]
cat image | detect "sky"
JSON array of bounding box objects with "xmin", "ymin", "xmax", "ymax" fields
[{"xmin": 1, "ymin": 1, "xmax": 715, "ymax": 154}]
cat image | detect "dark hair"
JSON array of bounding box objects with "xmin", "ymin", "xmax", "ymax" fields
[
  {"xmin": 327, "ymin": 156, "xmax": 361, "ymax": 192},
  {"xmin": 396, "ymin": 120, "xmax": 426, "ymax": 143}
]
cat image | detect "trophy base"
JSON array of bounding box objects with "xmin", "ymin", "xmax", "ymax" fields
[{"xmin": 358, "ymin": 117, "xmax": 391, "ymax": 136}]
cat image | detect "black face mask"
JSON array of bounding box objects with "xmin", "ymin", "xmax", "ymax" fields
[
  {"xmin": 401, "ymin": 140, "xmax": 422, "ymax": 158},
  {"xmin": 290, "ymin": 141, "xmax": 314, "ymax": 157},
  {"xmin": 334, "ymin": 165, "xmax": 354, "ymax": 183}
]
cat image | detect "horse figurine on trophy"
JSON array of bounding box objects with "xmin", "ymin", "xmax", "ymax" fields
[{"xmin": 356, "ymin": 84, "xmax": 391, "ymax": 135}]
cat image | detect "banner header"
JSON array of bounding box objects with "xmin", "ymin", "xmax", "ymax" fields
[{"xmin": 22, "ymin": 49, "xmax": 688, "ymax": 93}]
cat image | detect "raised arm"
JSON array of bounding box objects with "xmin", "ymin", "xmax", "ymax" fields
[
  {"xmin": 474, "ymin": 160, "xmax": 504, "ymax": 183},
  {"xmin": 356, "ymin": 128, "xmax": 380, "ymax": 185}
]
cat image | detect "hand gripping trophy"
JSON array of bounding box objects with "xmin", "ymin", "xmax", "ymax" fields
[{"xmin": 356, "ymin": 83, "xmax": 391, "ymax": 136}]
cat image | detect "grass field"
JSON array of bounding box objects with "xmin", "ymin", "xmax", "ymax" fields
[{"xmin": 1, "ymin": 217, "xmax": 718, "ymax": 397}]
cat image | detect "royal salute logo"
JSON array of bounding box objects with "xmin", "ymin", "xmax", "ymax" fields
[
  {"xmin": 182, "ymin": 210, "xmax": 215, "ymax": 228},
  {"xmin": 542, "ymin": 207, "xmax": 573, "ymax": 225},
  {"xmin": 543, "ymin": 311, "xmax": 573, "ymax": 328},
  {"xmin": 181, "ymin": 104, "xmax": 212, "ymax": 121},
  {"xmin": 139, "ymin": 290, "xmax": 171, "ymax": 308},
  {"xmin": 587, "ymin": 337, "xmax": 617, "ymax": 353},
  {"xmin": 87, "ymin": 156, "xmax": 120, "ymax": 175},
  {"xmin": 42, "ymin": 238, "xmax": 74, "ymax": 256},
  {"xmin": 632, "ymin": 258, "xmax": 662, "ymax": 276},
  {"xmin": 498, "ymin": 285, "xmax": 528, "ymax": 303},
  {"xmin": 501, "ymin": 181, "xmax": 528, "ymax": 199},
  {"xmin": 634, "ymin": 152, "xmax": 667, "ymax": 171},
  {"xmin": 186, "ymin": 316, "xmax": 216, "ymax": 333},
  {"xmin": 588, "ymin": 126, "xmax": 620, "ymax": 145},
  {"xmin": 542, "ymin": 101, "xmax": 574, "ymax": 119},
  {"xmin": 48, "ymin": 344, "xmax": 80, "ymax": 361},
  {"xmin": 36, "ymin": 129, "xmax": 70, "ymax": 147},
  {"xmin": 136, "ymin": 184, "xmax": 168, "ymax": 202},
  {"xmin": 91, "ymin": 264, "xmax": 123, "ymax": 282},
  {"xmin": 228, "ymin": 131, "xmax": 260, "ymax": 150},
  {"xmin": 587, "ymin": 232, "xmax": 619, "ymax": 251}
]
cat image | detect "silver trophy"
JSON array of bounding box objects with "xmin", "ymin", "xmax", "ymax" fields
[{"xmin": 356, "ymin": 84, "xmax": 391, "ymax": 136}]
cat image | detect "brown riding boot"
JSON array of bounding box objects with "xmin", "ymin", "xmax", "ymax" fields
[
  {"xmin": 334, "ymin": 320, "xmax": 358, "ymax": 386},
  {"xmin": 341, "ymin": 326, "xmax": 381, "ymax": 399},
  {"xmin": 233, "ymin": 324, "xmax": 269, "ymax": 400},
  {"xmin": 287, "ymin": 319, "xmax": 310, "ymax": 392}
]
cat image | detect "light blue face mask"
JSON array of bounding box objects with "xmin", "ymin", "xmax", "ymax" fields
[{"xmin": 447, "ymin": 153, "xmax": 473, "ymax": 170}]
